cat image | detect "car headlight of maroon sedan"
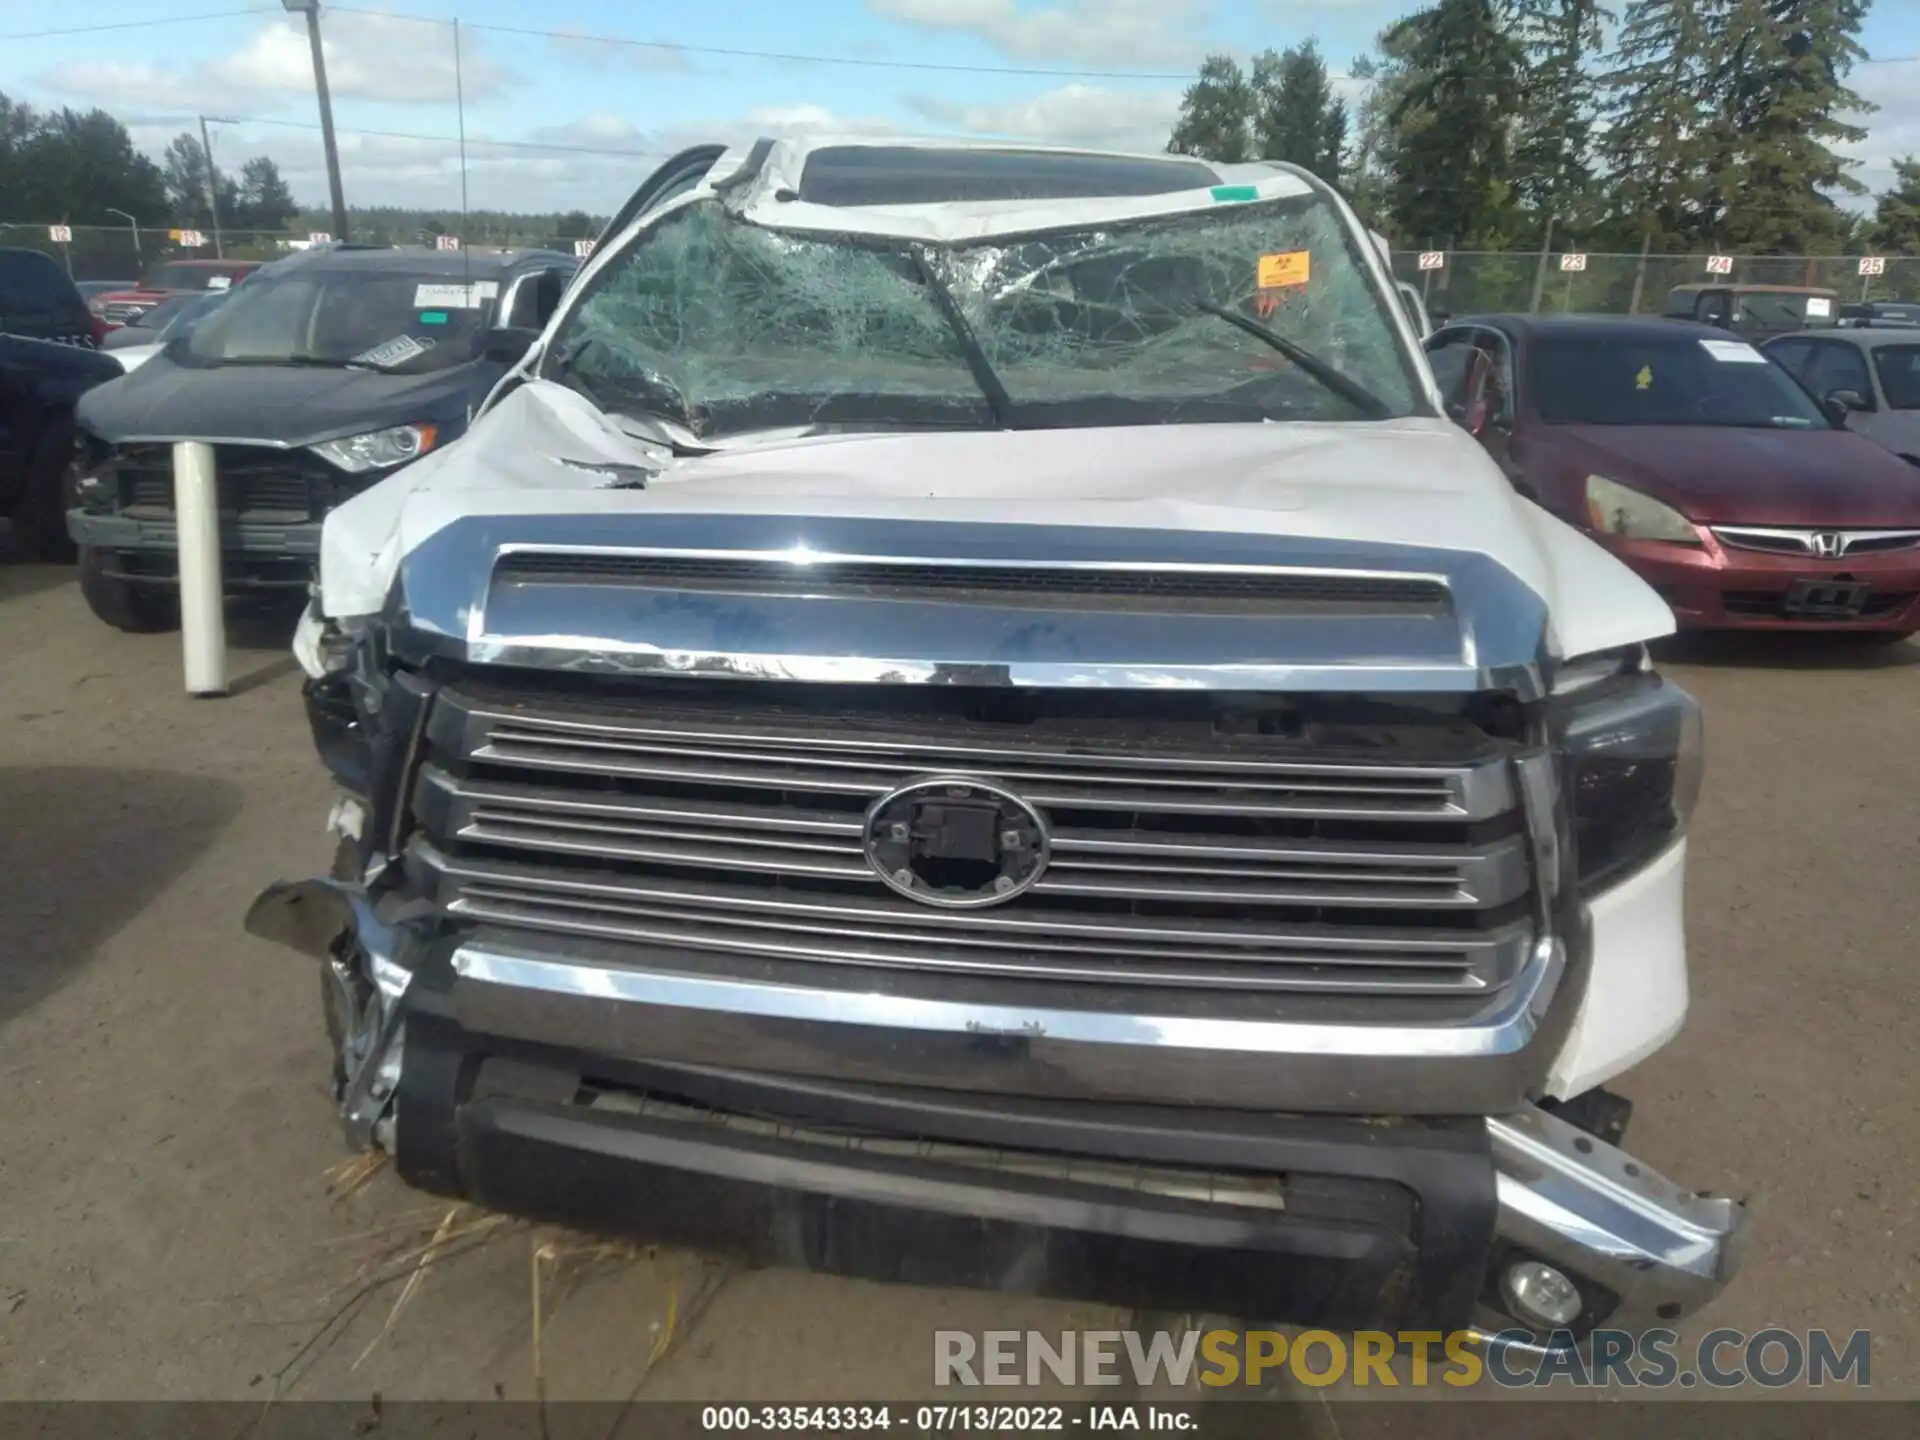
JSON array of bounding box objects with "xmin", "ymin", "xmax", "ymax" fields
[
  {"xmin": 1426, "ymin": 314, "xmax": 1920, "ymax": 638},
  {"xmin": 1585, "ymin": 475, "xmax": 1703, "ymax": 546}
]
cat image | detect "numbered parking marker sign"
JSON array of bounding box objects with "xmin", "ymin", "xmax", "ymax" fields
[
  {"xmin": 1417, "ymin": 251, "xmax": 1445, "ymax": 271},
  {"xmin": 1706, "ymin": 254, "xmax": 1734, "ymax": 275},
  {"xmin": 1559, "ymin": 253, "xmax": 1588, "ymax": 272}
]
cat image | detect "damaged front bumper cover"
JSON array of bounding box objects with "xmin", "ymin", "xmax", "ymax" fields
[{"xmin": 245, "ymin": 881, "xmax": 1752, "ymax": 1342}]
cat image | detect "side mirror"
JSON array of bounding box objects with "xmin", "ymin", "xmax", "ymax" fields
[
  {"xmin": 1823, "ymin": 389, "xmax": 1867, "ymax": 424},
  {"xmin": 483, "ymin": 326, "xmax": 538, "ymax": 366}
]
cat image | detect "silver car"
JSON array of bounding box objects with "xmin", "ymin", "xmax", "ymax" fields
[{"xmin": 1765, "ymin": 327, "xmax": 1920, "ymax": 465}]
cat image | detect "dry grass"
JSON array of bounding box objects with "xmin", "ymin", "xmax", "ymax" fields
[{"xmin": 256, "ymin": 1151, "xmax": 735, "ymax": 1414}]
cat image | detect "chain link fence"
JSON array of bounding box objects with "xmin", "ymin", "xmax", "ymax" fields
[
  {"xmin": 1388, "ymin": 250, "xmax": 1920, "ymax": 318},
  {"xmin": 2, "ymin": 221, "xmax": 591, "ymax": 282},
  {"xmin": 11, "ymin": 221, "xmax": 1918, "ymax": 312}
]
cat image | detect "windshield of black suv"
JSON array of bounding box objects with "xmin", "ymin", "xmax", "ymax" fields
[
  {"xmin": 1531, "ymin": 333, "xmax": 1831, "ymax": 428},
  {"xmin": 176, "ymin": 267, "xmax": 492, "ymax": 372},
  {"xmin": 544, "ymin": 192, "xmax": 1426, "ymax": 437}
]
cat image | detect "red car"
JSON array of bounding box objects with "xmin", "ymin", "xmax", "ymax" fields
[
  {"xmin": 1426, "ymin": 313, "xmax": 1920, "ymax": 638},
  {"xmin": 89, "ymin": 258, "xmax": 261, "ymax": 331}
]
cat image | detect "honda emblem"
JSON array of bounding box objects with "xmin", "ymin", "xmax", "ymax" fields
[{"xmin": 1810, "ymin": 532, "xmax": 1844, "ymax": 558}]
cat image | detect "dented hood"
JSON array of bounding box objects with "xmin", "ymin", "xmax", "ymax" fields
[{"xmin": 317, "ymin": 379, "xmax": 1671, "ymax": 669}]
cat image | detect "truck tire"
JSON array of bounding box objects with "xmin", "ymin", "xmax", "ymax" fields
[
  {"xmin": 14, "ymin": 415, "xmax": 80, "ymax": 563},
  {"xmin": 78, "ymin": 547, "xmax": 180, "ymax": 633}
]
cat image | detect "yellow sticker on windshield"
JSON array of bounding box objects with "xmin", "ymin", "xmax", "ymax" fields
[
  {"xmin": 1257, "ymin": 251, "xmax": 1311, "ymax": 289},
  {"xmin": 1635, "ymin": 364, "xmax": 1654, "ymax": 390}
]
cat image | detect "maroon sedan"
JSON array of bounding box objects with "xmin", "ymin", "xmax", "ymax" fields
[{"xmin": 1426, "ymin": 314, "xmax": 1920, "ymax": 637}]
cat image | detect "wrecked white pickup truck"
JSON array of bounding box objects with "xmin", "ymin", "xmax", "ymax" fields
[{"xmin": 249, "ymin": 137, "xmax": 1748, "ymax": 1353}]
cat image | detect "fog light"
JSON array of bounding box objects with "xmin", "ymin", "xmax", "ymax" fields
[{"xmin": 1501, "ymin": 1260, "xmax": 1583, "ymax": 1329}]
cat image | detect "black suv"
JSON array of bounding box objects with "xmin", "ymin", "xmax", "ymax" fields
[
  {"xmin": 0, "ymin": 248, "xmax": 120, "ymax": 559},
  {"xmin": 70, "ymin": 244, "xmax": 575, "ymax": 630}
]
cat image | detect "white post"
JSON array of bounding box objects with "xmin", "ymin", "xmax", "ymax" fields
[{"xmin": 173, "ymin": 440, "xmax": 228, "ymax": 696}]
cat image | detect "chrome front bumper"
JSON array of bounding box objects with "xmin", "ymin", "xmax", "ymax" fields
[
  {"xmin": 431, "ymin": 951, "xmax": 1747, "ymax": 1333},
  {"xmin": 247, "ymin": 886, "xmax": 1749, "ymax": 1337},
  {"xmin": 1485, "ymin": 1105, "xmax": 1751, "ymax": 1341}
]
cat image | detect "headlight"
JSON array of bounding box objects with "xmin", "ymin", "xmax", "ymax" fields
[
  {"xmin": 309, "ymin": 423, "xmax": 439, "ymax": 474},
  {"xmin": 1584, "ymin": 475, "xmax": 1700, "ymax": 544},
  {"xmin": 1556, "ymin": 673, "xmax": 1704, "ymax": 893}
]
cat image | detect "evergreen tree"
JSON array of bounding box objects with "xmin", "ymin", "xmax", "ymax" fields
[
  {"xmin": 1510, "ymin": 1, "xmax": 1610, "ymax": 234},
  {"xmin": 1868, "ymin": 159, "xmax": 1920, "ymax": 255},
  {"xmin": 1344, "ymin": 35, "xmax": 1424, "ymax": 232},
  {"xmin": 1167, "ymin": 55, "xmax": 1255, "ymax": 163},
  {"xmin": 1599, "ymin": 0, "xmax": 1721, "ymax": 248},
  {"xmin": 0, "ymin": 95, "xmax": 167, "ymax": 228},
  {"xmin": 1381, "ymin": 0, "xmax": 1525, "ymax": 246},
  {"xmin": 161, "ymin": 133, "xmax": 239, "ymax": 230},
  {"xmin": 235, "ymin": 156, "xmax": 298, "ymax": 232},
  {"xmin": 1704, "ymin": 0, "xmax": 1871, "ymax": 253},
  {"xmin": 1251, "ymin": 41, "xmax": 1348, "ymax": 183}
]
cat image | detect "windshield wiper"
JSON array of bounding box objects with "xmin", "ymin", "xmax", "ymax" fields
[
  {"xmin": 910, "ymin": 246, "xmax": 1015, "ymax": 430},
  {"xmin": 1191, "ymin": 301, "xmax": 1392, "ymax": 420},
  {"xmin": 204, "ymin": 355, "xmax": 363, "ymax": 369}
]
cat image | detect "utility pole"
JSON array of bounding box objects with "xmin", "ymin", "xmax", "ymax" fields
[
  {"xmin": 283, "ymin": 0, "xmax": 349, "ymax": 241},
  {"xmin": 198, "ymin": 115, "xmax": 227, "ymax": 257}
]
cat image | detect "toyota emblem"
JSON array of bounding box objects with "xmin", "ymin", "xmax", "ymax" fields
[{"xmin": 863, "ymin": 777, "xmax": 1050, "ymax": 909}]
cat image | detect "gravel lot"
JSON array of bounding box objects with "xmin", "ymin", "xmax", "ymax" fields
[{"xmin": 2, "ymin": 549, "xmax": 1916, "ymax": 1410}]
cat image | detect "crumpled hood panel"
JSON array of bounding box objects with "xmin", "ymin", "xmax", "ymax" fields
[{"xmin": 318, "ymin": 379, "xmax": 1673, "ymax": 661}]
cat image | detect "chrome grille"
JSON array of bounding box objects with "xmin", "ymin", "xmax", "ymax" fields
[
  {"xmin": 1713, "ymin": 525, "xmax": 1920, "ymax": 557},
  {"xmin": 410, "ymin": 683, "xmax": 1535, "ymax": 1001}
]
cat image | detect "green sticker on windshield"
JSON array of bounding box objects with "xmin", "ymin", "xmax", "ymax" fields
[
  {"xmin": 1210, "ymin": 185, "xmax": 1259, "ymax": 203},
  {"xmin": 419, "ymin": 310, "xmax": 449, "ymax": 325}
]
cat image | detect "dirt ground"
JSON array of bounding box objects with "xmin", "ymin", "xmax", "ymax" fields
[{"xmin": 2, "ymin": 549, "xmax": 1917, "ymax": 1413}]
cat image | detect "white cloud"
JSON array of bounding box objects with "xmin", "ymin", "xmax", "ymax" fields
[
  {"xmin": 744, "ymin": 103, "xmax": 902, "ymax": 136},
  {"xmin": 37, "ymin": 60, "xmax": 201, "ymax": 112},
  {"xmin": 869, "ymin": 0, "xmax": 1210, "ymax": 70},
  {"xmin": 1844, "ymin": 63, "xmax": 1920, "ymax": 200},
  {"xmin": 40, "ymin": 13, "xmax": 510, "ymax": 114},
  {"xmin": 907, "ymin": 84, "xmax": 1183, "ymax": 153}
]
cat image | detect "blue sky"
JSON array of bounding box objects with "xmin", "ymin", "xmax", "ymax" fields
[{"xmin": 5, "ymin": 0, "xmax": 1919, "ymax": 217}]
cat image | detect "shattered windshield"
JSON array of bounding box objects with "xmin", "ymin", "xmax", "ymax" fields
[{"xmin": 545, "ymin": 193, "xmax": 1425, "ymax": 438}]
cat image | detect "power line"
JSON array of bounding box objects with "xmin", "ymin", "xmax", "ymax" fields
[
  {"xmin": 0, "ymin": 7, "xmax": 276, "ymax": 41},
  {"xmin": 6, "ymin": 5, "xmax": 1916, "ymax": 84},
  {"xmin": 128, "ymin": 109, "xmax": 674, "ymax": 162},
  {"xmin": 327, "ymin": 5, "xmax": 1199, "ymax": 81},
  {"xmin": 263, "ymin": 5, "xmax": 1920, "ymax": 82}
]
